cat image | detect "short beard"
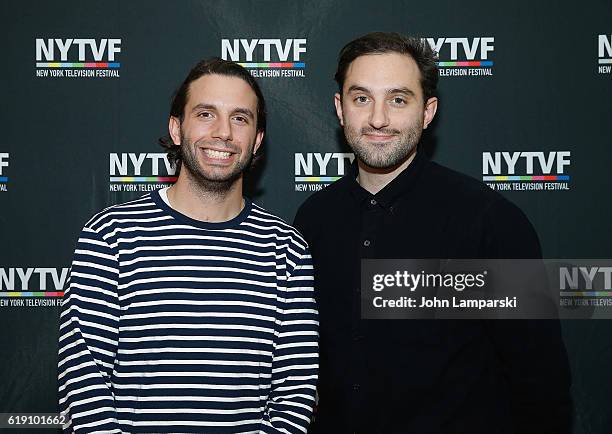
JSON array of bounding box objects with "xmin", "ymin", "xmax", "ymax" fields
[
  {"xmin": 179, "ymin": 130, "xmax": 254, "ymax": 196},
  {"xmin": 344, "ymin": 124, "xmax": 422, "ymax": 169}
]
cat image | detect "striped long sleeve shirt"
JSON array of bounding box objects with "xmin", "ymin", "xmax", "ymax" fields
[{"xmin": 58, "ymin": 191, "xmax": 318, "ymax": 433}]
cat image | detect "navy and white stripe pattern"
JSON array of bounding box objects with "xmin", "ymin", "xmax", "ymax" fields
[{"xmin": 58, "ymin": 191, "xmax": 318, "ymax": 433}]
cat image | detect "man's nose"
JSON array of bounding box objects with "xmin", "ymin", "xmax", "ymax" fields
[
  {"xmin": 368, "ymin": 101, "xmax": 390, "ymax": 129},
  {"xmin": 211, "ymin": 116, "xmax": 233, "ymax": 141}
]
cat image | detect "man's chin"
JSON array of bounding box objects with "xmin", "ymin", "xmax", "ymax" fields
[
  {"xmin": 352, "ymin": 148, "xmax": 398, "ymax": 169},
  {"xmin": 353, "ymin": 149, "xmax": 417, "ymax": 172},
  {"xmin": 181, "ymin": 164, "xmax": 242, "ymax": 191}
]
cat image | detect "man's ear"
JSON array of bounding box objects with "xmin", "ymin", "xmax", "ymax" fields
[
  {"xmin": 423, "ymin": 97, "xmax": 438, "ymax": 129},
  {"xmin": 169, "ymin": 116, "xmax": 181, "ymax": 145},
  {"xmin": 334, "ymin": 93, "xmax": 344, "ymax": 127},
  {"xmin": 253, "ymin": 130, "xmax": 264, "ymax": 155}
]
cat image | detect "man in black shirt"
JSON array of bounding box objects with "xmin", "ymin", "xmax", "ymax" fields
[{"xmin": 294, "ymin": 32, "xmax": 571, "ymax": 434}]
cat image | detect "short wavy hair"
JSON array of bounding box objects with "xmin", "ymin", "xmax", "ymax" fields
[{"xmin": 334, "ymin": 32, "xmax": 439, "ymax": 103}]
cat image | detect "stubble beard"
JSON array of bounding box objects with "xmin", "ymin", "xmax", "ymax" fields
[
  {"xmin": 344, "ymin": 122, "xmax": 423, "ymax": 170},
  {"xmin": 179, "ymin": 130, "xmax": 254, "ymax": 195}
]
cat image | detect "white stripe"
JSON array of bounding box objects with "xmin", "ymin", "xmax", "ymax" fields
[
  {"xmin": 118, "ymin": 243, "xmax": 277, "ymax": 258},
  {"xmin": 125, "ymin": 299, "xmax": 278, "ymax": 311},
  {"xmin": 120, "ymin": 254, "xmax": 276, "ymax": 268},
  {"xmin": 118, "ymin": 323, "xmax": 275, "ymax": 334},
  {"xmin": 113, "ymin": 371, "xmax": 270, "ymax": 379},
  {"xmin": 73, "ymin": 416, "xmax": 119, "ymax": 431},
  {"xmin": 112, "ymin": 382, "xmax": 265, "ymax": 390},
  {"xmin": 61, "ymin": 293, "xmax": 119, "ymax": 313},
  {"xmin": 116, "ymin": 418, "xmax": 261, "ymax": 427},
  {"xmin": 272, "ymin": 363, "xmax": 318, "ymax": 374},
  {"xmin": 66, "ymin": 283, "xmax": 118, "ymax": 302},
  {"xmin": 74, "ymin": 247, "xmax": 116, "ymax": 262},
  {"xmin": 71, "ymin": 271, "xmax": 117, "ymax": 286},
  {"xmin": 62, "ymin": 304, "xmax": 119, "ymax": 323},
  {"xmin": 118, "ymin": 286, "xmax": 277, "ymax": 302},
  {"xmin": 119, "ymin": 265, "xmax": 276, "ymax": 279},
  {"xmin": 117, "ymin": 346, "xmax": 273, "ymax": 357},
  {"xmin": 119, "ymin": 334, "xmax": 273, "ymax": 345},
  {"xmin": 59, "ymin": 384, "xmax": 109, "ymax": 404},
  {"xmin": 116, "ymin": 359, "xmax": 272, "ymax": 368},
  {"xmin": 121, "ymin": 311, "xmax": 276, "ymax": 322},
  {"xmin": 73, "ymin": 260, "xmax": 117, "ymax": 275},
  {"xmin": 114, "ymin": 394, "xmax": 261, "ymax": 402}
]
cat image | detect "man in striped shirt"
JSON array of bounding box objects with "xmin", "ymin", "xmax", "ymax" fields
[{"xmin": 58, "ymin": 58, "xmax": 318, "ymax": 433}]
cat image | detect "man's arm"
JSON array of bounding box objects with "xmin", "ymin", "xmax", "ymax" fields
[
  {"xmin": 58, "ymin": 227, "xmax": 121, "ymax": 433},
  {"xmin": 483, "ymin": 198, "xmax": 573, "ymax": 434},
  {"xmin": 260, "ymin": 242, "xmax": 319, "ymax": 433}
]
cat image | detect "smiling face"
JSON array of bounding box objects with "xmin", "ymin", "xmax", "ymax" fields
[
  {"xmin": 335, "ymin": 52, "xmax": 437, "ymax": 170},
  {"xmin": 169, "ymin": 73, "xmax": 264, "ymax": 192}
]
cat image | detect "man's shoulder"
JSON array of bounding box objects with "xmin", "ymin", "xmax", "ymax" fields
[
  {"xmin": 249, "ymin": 202, "xmax": 309, "ymax": 249},
  {"xmin": 425, "ymin": 160, "xmax": 528, "ymax": 217},
  {"xmin": 83, "ymin": 193, "xmax": 159, "ymax": 233},
  {"xmin": 428, "ymin": 161, "xmax": 540, "ymax": 256},
  {"xmin": 295, "ymin": 176, "xmax": 352, "ymax": 216},
  {"xmin": 292, "ymin": 177, "xmax": 353, "ymax": 243},
  {"xmin": 427, "ymin": 161, "xmax": 500, "ymax": 204}
]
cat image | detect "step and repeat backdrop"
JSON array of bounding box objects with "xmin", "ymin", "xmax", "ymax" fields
[{"xmin": 1, "ymin": 0, "xmax": 611, "ymax": 432}]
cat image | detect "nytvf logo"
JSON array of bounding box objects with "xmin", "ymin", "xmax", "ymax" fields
[
  {"xmin": 0, "ymin": 268, "xmax": 69, "ymax": 292},
  {"xmin": 221, "ymin": 39, "xmax": 307, "ymax": 62},
  {"xmin": 560, "ymin": 266, "xmax": 612, "ymax": 291},
  {"xmin": 294, "ymin": 153, "xmax": 354, "ymax": 192},
  {"xmin": 427, "ymin": 37, "xmax": 494, "ymax": 62},
  {"xmin": 598, "ymin": 34, "xmax": 612, "ymax": 74},
  {"xmin": 110, "ymin": 153, "xmax": 176, "ymax": 176},
  {"xmin": 295, "ymin": 153, "xmax": 354, "ymax": 179},
  {"xmin": 36, "ymin": 38, "xmax": 121, "ymax": 62},
  {"xmin": 426, "ymin": 37, "xmax": 494, "ymax": 77},
  {"xmin": 0, "ymin": 153, "xmax": 8, "ymax": 191},
  {"xmin": 482, "ymin": 151, "xmax": 571, "ymax": 176}
]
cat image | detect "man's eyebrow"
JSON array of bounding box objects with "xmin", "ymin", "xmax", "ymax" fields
[
  {"xmin": 190, "ymin": 104, "xmax": 255, "ymax": 119},
  {"xmin": 347, "ymin": 85, "xmax": 371, "ymax": 94},
  {"xmin": 346, "ymin": 85, "xmax": 416, "ymax": 97},
  {"xmin": 191, "ymin": 103, "xmax": 217, "ymax": 113},
  {"xmin": 387, "ymin": 87, "xmax": 416, "ymax": 97}
]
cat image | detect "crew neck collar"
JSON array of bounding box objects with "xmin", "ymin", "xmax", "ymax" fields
[{"xmin": 151, "ymin": 188, "xmax": 251, "ymax": 230}]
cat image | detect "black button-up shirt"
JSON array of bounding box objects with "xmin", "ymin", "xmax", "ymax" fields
[{"xmin": 294, "ymin": 151, "xmax": 571, "ymax": 434}]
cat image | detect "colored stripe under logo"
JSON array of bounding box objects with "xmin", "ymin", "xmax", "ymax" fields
[
  {"xmin": 295, "ymin": 177, "xmax": 341, "ymax": 182},
  {"xmin": 36, "ymin": 62, "xmax": 121, "ymax": 68},
  {"xmin": 560, "ymin": 291, "xmax": 612, "ymax": 297},
  {"xmin": 0, "ymin": 292, "xmax": 64, "ymax": 297},
  {"xmin": 0, "ymin": 177, "xmax": 7, "ymax": 182},
  {"xmin": 239, "ymin": 62, "xmax": 305, "ymax": 68},
  {"xmin": 110, "ymin": 177, "xmax": 177, "ymax": 183},
  {"xmin": 482, "ymin": 175, "xmax": 570, "ymax": 181},
  {"xmin": 438, "ymin": 61, "xmax": 494, "ymax": 67},
  {"xmin": 599, "ymin": 59, "xmax": 612, "ymax": 64}
]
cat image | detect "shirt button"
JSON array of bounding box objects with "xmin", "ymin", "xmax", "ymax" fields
[
  {"xmin": 363, "ymin": 240, "xmax": 371, "ymax": 247},
  {"xmin": 370, "ymin": 199, "xmax": 377, "ymax": 206}
]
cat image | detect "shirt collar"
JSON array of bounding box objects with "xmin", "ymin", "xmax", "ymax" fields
[{"xmin": 348, "ymin": 150, "xmax": 428, "ymax": 208}]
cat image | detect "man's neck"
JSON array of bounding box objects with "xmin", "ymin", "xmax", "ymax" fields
[
  {"xmin": 167, "ymin": 171, "xmax": 244, "ymax": 223},
  {"xmin": 357, "ymin": 150, "xmax": 417, "ymax": 195}
]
